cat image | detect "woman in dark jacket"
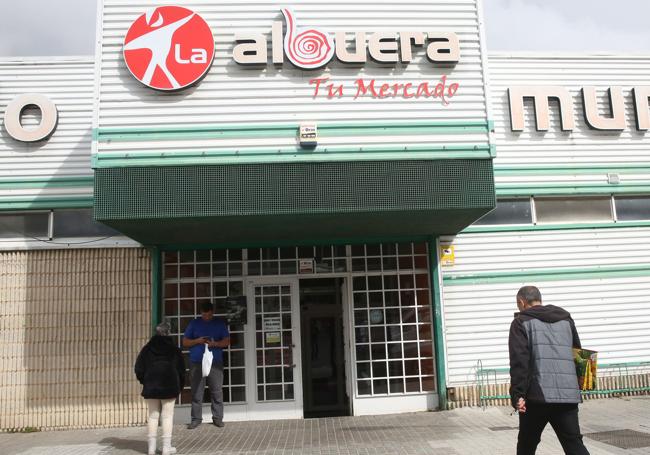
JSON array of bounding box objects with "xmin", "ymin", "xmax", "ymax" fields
[{"xmin": 135, "ymin": 322, "xmax": 185, "ymax": 455}]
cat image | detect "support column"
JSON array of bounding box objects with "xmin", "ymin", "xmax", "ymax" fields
[
  {"xmin": 428, "ymin": 238, "xmax": 448, "ymax": 410},
  {"xmin": 150, "ymin": 246, "xmax": 162, "ymax": 334}
]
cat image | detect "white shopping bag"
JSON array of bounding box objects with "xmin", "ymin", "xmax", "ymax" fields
[{"xmin": 201, "ymin": 343, "xmax": 213, "ymax": 377}]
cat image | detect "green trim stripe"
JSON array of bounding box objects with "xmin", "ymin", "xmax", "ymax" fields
[
  {"xmin": 0, "ymin": 196, "xmax": 93, "ymax": 211},
  {"xmin": 94, "ymin": 120, "xmax": 491, "ymax": 142},
  {"xmin": 0, "ymin": 176, "xmax": 93, "ymax": 190},
  {"xmin": 496, "ymin": 183, "xmax": 650, "ymax": 197},
  {"xmin": 495, "ymin": 165, "xmax": 650, "ymax": 176},
  {"xmin": 443, "ymin": 264, "xmax": 650, "ymax": 286},
  {"xmin": 92, "ymin": 144, "xmax": 493, "ymax": 168},
  {"xmin": 463, "ymin": 220, "xmax": 650, "ymax": 234}
]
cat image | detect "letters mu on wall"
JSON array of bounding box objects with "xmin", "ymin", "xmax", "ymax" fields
[{"xmin": 509, "ymin": 86, "xmax": 650, "ymax": 132}]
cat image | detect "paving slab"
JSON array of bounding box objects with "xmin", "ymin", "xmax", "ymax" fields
[{"xmin": 1, "ymin": 397, "xmax": 649, "ymax": 454}]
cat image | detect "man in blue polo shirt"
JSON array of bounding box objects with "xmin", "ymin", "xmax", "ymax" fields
[{"xmin": 183, "ymin": 302, "xmax": 230, "ymax": 429}]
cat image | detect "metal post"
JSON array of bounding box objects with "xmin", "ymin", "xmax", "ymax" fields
[{"xmin": 429, "ymin": 238, "xmax": 448, "ymax": 410}]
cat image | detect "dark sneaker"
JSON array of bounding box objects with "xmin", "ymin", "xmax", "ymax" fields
[
  {"xmin": 212, "ymin": 419, "xmax": 224, "ymax": 428},
  {"xmin": 187, "ymin": 421, "xmax": 201, "ymax": 429}
]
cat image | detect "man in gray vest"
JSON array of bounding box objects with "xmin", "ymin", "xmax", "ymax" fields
[{"xmin": 509, "ymin": 286, "xmax": 590, "ymax": 455}]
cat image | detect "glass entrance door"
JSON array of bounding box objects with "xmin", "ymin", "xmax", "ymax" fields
[{"xmin": 246, "ymin": 278, "xmax": 303, "ymax": 419}]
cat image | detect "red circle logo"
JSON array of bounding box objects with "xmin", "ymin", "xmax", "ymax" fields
[{"xmin": 123, "ymin": 6, "xmax": 215, "ymax": 91}]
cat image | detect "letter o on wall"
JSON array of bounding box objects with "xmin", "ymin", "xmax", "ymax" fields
[{"xmin": 3, "ymin": 93, "xmax": 58, "ymax": 142}]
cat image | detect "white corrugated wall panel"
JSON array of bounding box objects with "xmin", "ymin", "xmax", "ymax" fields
[
  {"xmin": 439, "ymin": 228, "xmax": 650, "ymax": 386},
  {"xmin": 443, "ymin": 277, "xmax": 650, "ymax": 385},
  {"xmin": 0, "ymin": 59, "xmax": 94, "ymax": 201},
  {"xmin": 487, "ymin": 54, "xmax": 650, "ymax": 191},
  {"xmin": 96, "ymin": 0, "xmax": 490, "ymax": 160}
]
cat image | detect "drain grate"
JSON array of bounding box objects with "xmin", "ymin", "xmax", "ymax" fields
[{"xmin": 585, "ymin": 429, "xmax": 650, "ymax": 449}]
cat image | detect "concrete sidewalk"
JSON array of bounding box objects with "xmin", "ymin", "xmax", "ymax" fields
[{"xmin": 1, "ymin": 397, "xmax": 649, "ymax": 454}]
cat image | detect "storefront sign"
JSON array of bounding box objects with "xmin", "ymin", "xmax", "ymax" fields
[
  {"xmin": 123, "ymin": 6, "xmax": 215, "ymax": 91},
  {"xmin": 3, "ymin": 93, "xmax": 58, "ymax": 142},
  {"xmin": 233, "ymin": 8, "xmax": 460, "ymax": 68},
  {"xmin": 509, "ymin": 86, "xmax": 650, "ymax": 132},
  {"xmin": 263, "ymin": 316, "xmax": 282, "ymax": 332},
  {"xmin": 299, "ymin": 259, "xmax": 314, "ymax": 274},
  {"xmin": 122, "ymin": 6, "xmax": 461, "ymax": 98}
]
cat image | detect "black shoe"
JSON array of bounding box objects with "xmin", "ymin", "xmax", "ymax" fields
[
  {"xmin": 187, "ymin": 421, "xmax": 201, "ymax": 429},
  {"xmin": 212, "ymin": 419, "xmax": 224, "ymax": 428}
]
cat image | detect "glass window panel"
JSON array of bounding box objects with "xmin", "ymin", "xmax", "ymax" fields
[
  {"xmin": 298, "ymin": 246, "xmax": 313, "ymax": 258},
  {"xmin": 164, "ymin": 252, "xmax": 178, "ymax": 264},
  {"xmin": 389, "ymin": 378, "xmax": 405, "ymax": 394},
  {"xmin": 179, "ymin": 265, "xmax": 194, "ymax": 278},
  {"xmin": 352, "ymin": 258, "xmax": 366, "ymax": 272},
  {"xmin": 420, "ymin": 359, "xmax": 435, "ymax": 375},
  {"xmin": 179, "ymin": 283, "xmax": 194, "ymax": 298},
  {"xmin": 414, "ymin": 255, "xmax": 428, "ymax": 269},
  {"xmin": 368, "ymin": 276, "xmax": 382, "ymax": 290},
  {"xmin": 196, "ymin": 250, "xmax": 211, "ymax": 262},
  {"xmin": 257, "ymin": 386, "xmax": 265, "ymax": 401},
  {"xmin": 284, "ymin": 384, "xmax": 294, "ymax": 400},
  {"xmin": 535, "ymin": 197, "xmax": 612, "ymax": 224},
  {"xmin": 196, "ymin": 282, "xmax": 210, "ymax": 297},
  {"xmin": 164, "ymin": 283, "xmax": 178, "ymax": 298},
  {"xmin": 229, "ymin": 351, "xmax": 245, "ymax": 367},
  {"xmin": 280, "ymin": 261, "xmax": 297, "ymax": 274},
  {"xmin": 419, "ymin": 342, "xmax": 433, "ymax": 358},
  {"xmin": 414, "ymin": 243, "xmax": 427, "ymax": 255},
  {"xmin": 248, "ymin": 262, "xmax": 261, "ymax": 275},
  {"xmin": 389, "ymin": 361, "xmax": 404, "ymax": 377},
  {"xmin": 334, "ymin": 245, "xmax": 346, "ymax": 257},
  {"xmin": 353, "ymin": 276, "xmax": 366, "ymax": 291},
  {"xmin": 384, "ymin": 291, "xmax": 399, "ymax": 307},
  {"xmin": 399, "ymin": 274, "xmax": 415, "ymax": 289},
  {"xmin": 387, "ymin": 343, "xmax": 403, "ymax": 359},
  {"xmin": 404, "ymin": 360, "xmax": 420, "ymax": 376},
  {"xmin": 213, "ymin": 282, "xmax": 227, "ymax": 296},
  {"xmin": 263, "ymin": 296, "xmax": 280, "ymax": 313},
  {"xmin": 265, "ymin": 367, "xmax": 282, "ymax": 383},
  {"xmin": 284, "ymin": 367, "xmax": 293, "ymax": 382},
  {"xmin": 355, "ymin": 327, "xmax": 369, "ymax": 343},
  {"xmin": 369, "ymin": 309, "xmax": 384, "ymax": 325},
  {"xmin": 334, "ymin": 259, "xmax": 347, "ymax": 272},
  {"xmin": 355, "ymin": 310, "xmax": 368, "ymax": 326},
  {"xmin": 229, "ymin": 262, "xmax": 243, "ymax": 277},
  {"xmin": 386, "ymin": 326, "xmax": 402, "ymax": 342},
  {"xmin": 417, "ymin": 307, "xmax": 432, "ymax": 323},
  {"xmin": 262, "ymin": 261, "xmax": 279, "ymax": 275},
  {"xmin": 385, "ymin": 309, "xmax": 401, "ymax": 324},
  {"xmin": 51, "ymin": 209, "xmax": 118, "ymax": 238},
  {"xmin": 416, "ymin": 290, "xmax": 430, "ymax": 307},
  {"xmin": 372, "ymin": 361, "xmax": 387, "ymax": 378},
  {"xmin": 415, "ymin": 274, "xmax": 429, "ymax": 288},
  {"xmin": 402, "ymin": 308, "xmax": 416, "ymax": 323},
  {"xmin": 357, "ymin": 380, "xmax": 372, "ymax": 395},
  {"xmin": 357, "ymin": 362, "xmax": 371, "ymax": 379},
  {"xmin": 262, "ymin": 248, "xmax": 279, "ymax": 260},
  {"xmin": 196, "ymin": 264, "xmax": 211, "ymax": 278},
  {"xmin": 164, "ymin": 265, "xmax": 178, "ymax": 279},
  {"xmin": 230, "ymin": 333, "xmax": 244, "ymax": 349},
  {"xmin": 164, "ymin": 300, "xmax": 177, "ymax": 316},
  {"xmin": 368, "ymin": 293, "xmax": 383, "ymax": 308},
  {"xmin": 178, "ymin": 300, "xmax": 197, "ymax": 316},
  {"xmin": 616, "ymin": 196, "xmax": 650, "ymax": 221},
  {"xmin": 373, "ymin": 379, "xmax": 388, "ymax": 394},
  {"xmin": 398, "ymin": 256, "xmax": 414, "ymax": 270},
  {"xmin": 381, "ymin": 257, "xmax": 397, "ymax": 270},
  {"xmin": 418, "ymin": 324, "xmax": 432, "ymax": 340},
  {"xmin": 382, "ymin": 243, "xmax": 397, "ymax": 255},
  {"xmin": 474, "ymin": 199, "xmax": 532, "ymax": 225},
  {"xmin": 356, "ymin": 345, "xmax": 370, "ymax": 361},
  {"xmin": 405, "ymin": 377, "xmax": 421, "ymax": 393},
  {"xmin": 398, "ymin": 243, "xmax": 413, "ymax": 255},
  {"xmin": 179, "ymin": 251, "xmax": 194, "ymax": 263},
  {"xmin": 367, "ymin": 257, "xmax": 382, "ymax": 271},
  {"xmin": 231, "ymin": 387, "xmax": 246, "ymax": 402},
  {"xmin": 353, "ymin": 293, "xmax": 368, "ymax": 309},
  {"xmin": 280, "ymin": 247, "xmax": 296, "ymax": 259},
  {"xmin": 362, "ymin": 244, "xmax": 378, "ymax": 256},
  {"xmin": 403, "ymin": 342, "xmax": 419, "ymax": 358},
  {"xmin": 370, "ymin": 326, "xmax": 386, "ymax": 342},
  {"xmin": 371, "ymin": 344, "xmax": 386, "ymax": 360},
  {"xmin": 229, "ymin": 281, "xmax": 243, "ymax": 296},
  {"xmin": 383, "ymin": 275, "xmax": 398, "ymax": 290},
  {"xmin": 401, "ymin": 291, "xmax": 416, "ymax": 306}
]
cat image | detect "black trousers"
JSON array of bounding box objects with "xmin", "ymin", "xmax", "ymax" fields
[{"xmin": 517, "ymin": 403, "xmax": 590, "ymax": 455}]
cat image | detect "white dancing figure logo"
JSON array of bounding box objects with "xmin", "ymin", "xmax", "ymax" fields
[
  {"xmin": 123, "ymin": 6, "xmax": 215, "ymax": 91},
  {"xmin": 282, "ymin": 8, "xmax": 335, "ymax": 70}
]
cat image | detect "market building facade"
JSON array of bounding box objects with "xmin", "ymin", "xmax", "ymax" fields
[{"xmin": 0, "ymin": 0, "xmax": 648, "ymax": 430}]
